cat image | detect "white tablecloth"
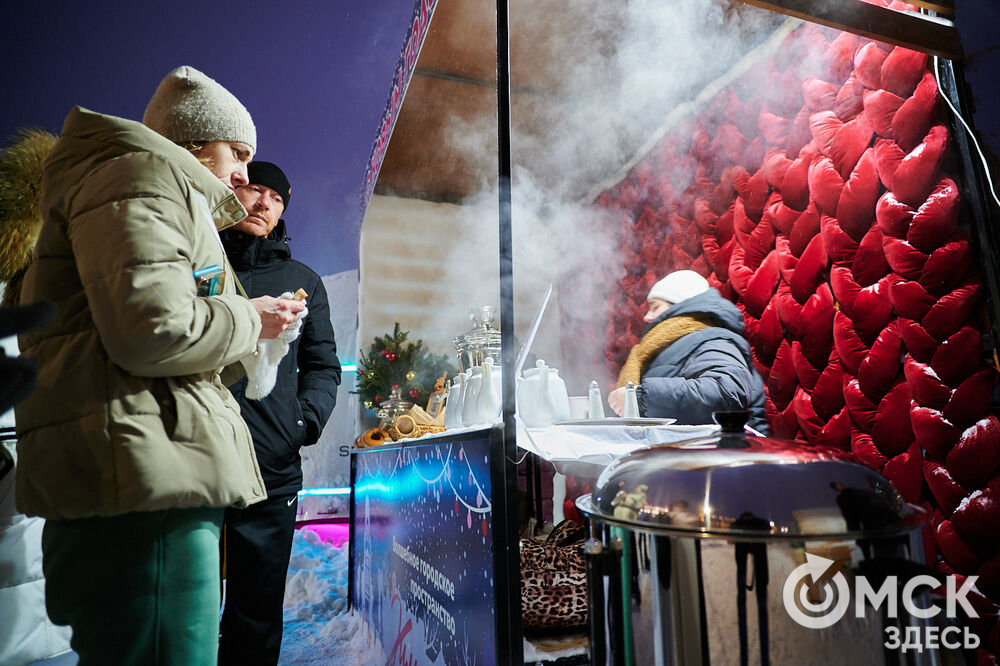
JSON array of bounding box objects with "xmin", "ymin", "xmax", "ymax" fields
[{"xmin": 516, "ymin": 418, "xmax": 719, "ymax": 477}]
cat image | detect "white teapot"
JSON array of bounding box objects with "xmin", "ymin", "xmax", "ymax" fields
[
  {"xmin": 477, "ymin": 357, "xmax": 502, "ymax": 424},
  {"xmin": 462, "ymin": 358, "xmax": 502, "ymax": 426},
  {"xmin": 444, "ymin": 374, "xmax": 466, "ymax": 429},
  {"xmin": 516, "ymin": 359, "xmax": 571, "ymax": 427},
  {"xmin": 461, "ymin": 365, "xmax": 484, "ymax": 426}
]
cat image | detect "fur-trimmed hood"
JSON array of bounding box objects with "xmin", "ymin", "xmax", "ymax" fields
[{"xmin": 0, "ymin": 128, "xmax": 58, "ymax": 305}]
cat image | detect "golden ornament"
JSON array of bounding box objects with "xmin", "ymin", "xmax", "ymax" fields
[{"xmin": 405, "ymin": 370, "xmax": 417, "ymax": 381}]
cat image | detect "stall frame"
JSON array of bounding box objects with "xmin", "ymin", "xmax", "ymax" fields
[
  {"xmin": 936, "ymin": 57, "xmax": 1000, "ymax": 359},
  {"xmin": 349, "ymin": 1, "xmax": 996, "ymax": 664}
]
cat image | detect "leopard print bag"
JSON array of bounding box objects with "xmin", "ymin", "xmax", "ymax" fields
[{"xmin": 520, "ymin": 519, "xmax": 588, "ymax": 630}]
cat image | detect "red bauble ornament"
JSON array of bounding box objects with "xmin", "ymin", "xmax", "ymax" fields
[
  {"xmin": 374, "ymin": 395, "xmax": 381, "ymax": 403},
  {"xmin": 391, "ymin": 384, "xmax": 399, "ymax": 389},
  {"xmin": 380, "ymin": 349, "xmax": 388, "ymax": 356},
  {"xmin": 409, "ymin": 388, "xmax": 420, "ymax": 399},
  {"xmin": 386, "ymin": 352, "xmax": 397, "ymax": 362}
]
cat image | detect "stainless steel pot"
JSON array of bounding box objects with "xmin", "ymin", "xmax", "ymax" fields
[{"xmin": 576, "ymin": 412, "xmax": 964, "ymax": 666}]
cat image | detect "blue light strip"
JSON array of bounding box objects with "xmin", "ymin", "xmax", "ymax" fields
[
  {"xmin": 341, "ymin": 364, "xmax": 357, "ymax": 372},
  {"xmin": 297, "ymin": 487, "xmax": 351, "ymax": 497}
]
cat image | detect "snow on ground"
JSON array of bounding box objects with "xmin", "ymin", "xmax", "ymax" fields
[{"xmin": 280, "ymin": 529, "xmax": 385, "ymax": 665}]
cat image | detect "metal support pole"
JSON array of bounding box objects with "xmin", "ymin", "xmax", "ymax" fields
[
  {"xmin": 347, "ymin": 451, "xmax": 357, "ymax": 611},
  {"xmin": 496, "ymin": 0, "xmax": 524, "ymax": 663}
]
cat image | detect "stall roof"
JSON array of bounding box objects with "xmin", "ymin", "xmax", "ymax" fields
[
  {"xmin": 740, "ymin": 0, "xmax": 961, "ymax": 59},
  {"xmin": 371, "ymin": 0, "xmax": 964, "ymax": 205},
  {"xmin": 372, "ymin": 0, "xmax": 625, "ymax": 203}
]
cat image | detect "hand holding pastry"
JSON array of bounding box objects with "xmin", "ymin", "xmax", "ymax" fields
[{"xmin": 251, "ymin": 296, "xmax": 305, "ymax": 339}]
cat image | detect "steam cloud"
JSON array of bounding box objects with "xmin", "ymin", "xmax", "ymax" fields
[{"xmin": 428, "ymin": 0, "xmax": 786, "ymax": 391}]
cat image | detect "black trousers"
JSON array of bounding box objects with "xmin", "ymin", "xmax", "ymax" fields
[{"xmin": 219, "ymin": 492, "xmax": 298, "ymax": 666}]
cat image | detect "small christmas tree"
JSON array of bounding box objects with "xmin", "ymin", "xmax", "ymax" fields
[{"xmin": 354, "ymin": 323, "xmax": 455, "ymax": 412}]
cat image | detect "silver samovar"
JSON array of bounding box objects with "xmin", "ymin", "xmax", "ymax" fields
[{"xmin": 452, "ymin": 306, "xmax": 502, "ymax": 373}]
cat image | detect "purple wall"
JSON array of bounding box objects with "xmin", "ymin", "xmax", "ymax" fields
[{"xmin": 0, "ymin": 0, "xmax": 416, "ymax": 277}]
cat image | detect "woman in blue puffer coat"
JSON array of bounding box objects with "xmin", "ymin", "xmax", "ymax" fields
[{"xmin": 608, "ymin": 270, "xmax": 768, "ymax": 434}]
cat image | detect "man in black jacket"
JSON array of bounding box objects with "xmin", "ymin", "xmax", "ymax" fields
[{"xmin": 219, "ymin": 161, "xmax": 341, "ymax": 665}]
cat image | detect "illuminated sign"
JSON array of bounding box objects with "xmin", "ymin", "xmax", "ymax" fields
[
  {"xmin": 361, "ymin": 0, "xmax": 439, "ymax": 212},
  {"xmin": 351, "ymin": 433, "xmax": 497, "ymax": 664}
]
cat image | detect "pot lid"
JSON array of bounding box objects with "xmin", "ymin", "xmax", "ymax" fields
[{"xmin": 577, "ymin": 411, "xmax": 922, "ymax": 539}]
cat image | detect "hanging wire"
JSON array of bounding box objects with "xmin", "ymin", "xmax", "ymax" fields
[
  {"xmin": 932, "ymin": 55, "xmax": 1000, "ymax": 210},
  {"xmin": 506, "ymin": 414, "xmax": 537, "ymax": 465},
  {"xmin": 507, "ymin": 448, "xmax": 532, "ymax": 466}
]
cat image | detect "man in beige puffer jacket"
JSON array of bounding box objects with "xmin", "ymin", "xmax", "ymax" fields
[{"xmin": 15, "ymin": 66, "xmax": 303, "ymax": 666}]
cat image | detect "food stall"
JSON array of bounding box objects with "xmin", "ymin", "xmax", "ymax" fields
[{"xmin": 350, "ymin": 0, "xmax": 998, "ymax": 663}]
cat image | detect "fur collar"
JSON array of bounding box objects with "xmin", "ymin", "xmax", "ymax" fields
[{"xmin": 0, "ymin": 128, "xmax": 58, "ymax": 305}]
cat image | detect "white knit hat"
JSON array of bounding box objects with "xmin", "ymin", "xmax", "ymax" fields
[
  {"xmin": 647, "ymin": 270, "xmax": 709, "ymax": 305},
  {"xmin": 142, "ymin": 66, "xmax": 256, "ymax": 151}
]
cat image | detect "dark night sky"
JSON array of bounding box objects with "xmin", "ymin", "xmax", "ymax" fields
[
  {"xmin": 950, "ymin": 3, "xmax": 1000, "ymax": 167},
  {"xmin": 1, "ymin": 2, "xmax": 997, "ymax": 278}
]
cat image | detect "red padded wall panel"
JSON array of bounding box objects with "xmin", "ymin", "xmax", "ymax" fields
[{"xmin": 595, "ymin": 20, "xmax": 1000, "ymax": 635}]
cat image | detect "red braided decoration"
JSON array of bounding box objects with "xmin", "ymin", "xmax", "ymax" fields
[{"xmin": 599, "ymin": 8, "xmax": 1000, "ymax": 657}]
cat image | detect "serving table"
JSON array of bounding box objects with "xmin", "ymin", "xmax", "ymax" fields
[{"xmin": 348, "ymin": 420, "xmax": 719, "ymax": 664}]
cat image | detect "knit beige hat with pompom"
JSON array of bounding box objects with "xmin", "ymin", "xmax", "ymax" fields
[{"xmin": 142, "ymin": 66, "xmax": 256, "ymax": 152}]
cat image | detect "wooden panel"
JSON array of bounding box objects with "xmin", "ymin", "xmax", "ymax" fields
[
  {"xmin": 360, "ymin": 195, "xmax": 567, "ymax": 366},
  {"xmin": 376, "ymin": 73, "xmax": 497, "ymax": 202},
  {"xmin": 415, "ymin": 0, "xmax": 621, "ymax": 92},
  {"xmin": 509, "ymin": 1, "xmax": 625, "ymax": 93},
  {"xmin": 375, "ymin": 73, "xmax": 584, "ymax": 201},
  {"xmin": 375, "ymin": 0, "xmax": 627, "ymax": 201},
  {"xmin": 416, "ymin": 0, "xmax": 496, "ymax": 82},
  {"xmin": 740, "ymin": 0, "xmax": 963, "ymax": 59}
]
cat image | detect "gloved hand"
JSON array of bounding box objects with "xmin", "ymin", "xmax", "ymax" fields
[
  {"xmin": 277, "ymin": 292, "xmax": 308, "ymax": 343},
  {"xmin": 241, "ymin": 293, "xmax": 308, "ymax": 400},
  {"xmin": 242, "ymin": 338, "xmax": 286, "ymax": 400}
]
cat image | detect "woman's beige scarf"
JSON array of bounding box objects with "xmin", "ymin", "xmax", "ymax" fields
[{"xmin": 617, "ymin": 316, "xmax": 711, "ymax": 386}]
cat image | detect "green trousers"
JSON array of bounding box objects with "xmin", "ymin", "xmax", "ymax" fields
[{"xmin": 42, "ymin": 507, "xmax": 225, "ymax": 666}]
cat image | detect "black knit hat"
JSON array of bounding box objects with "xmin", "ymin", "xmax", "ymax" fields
[{"xmin": 246, "ymin": 161, "xmax": 291, "ymax": 211}]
